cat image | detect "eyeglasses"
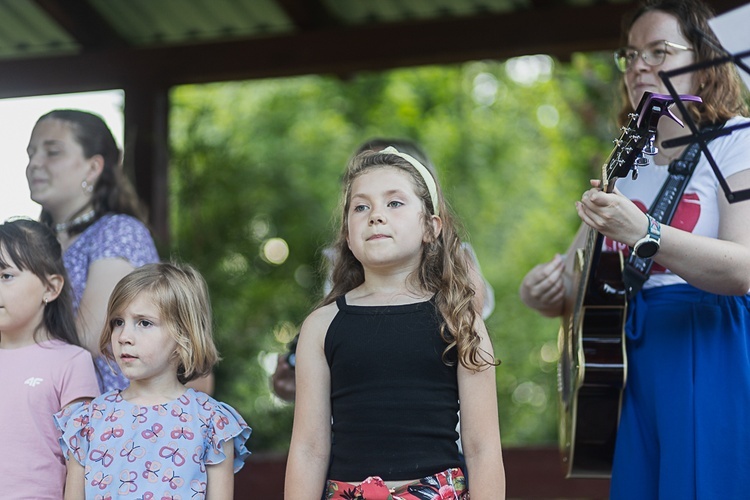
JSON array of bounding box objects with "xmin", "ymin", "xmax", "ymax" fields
[{"xmin": 614, "ymin": 40, "xmax": 693, "ymax": 73}]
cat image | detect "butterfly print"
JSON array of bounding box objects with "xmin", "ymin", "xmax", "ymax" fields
[
  {"xmin": 118, "ymin": 470, "xmax": 139, "ymax": 495},
  {"xmin": 162, "ymin": 468, "xmax": 185, "ymax": 490},
  {"xmin": 159, "ymin": 442, "xmax": 187, "ymax": 467},
  {"xmin": 104, "ymin": 392, "xmax": 120, "ymax": 403},
  {"xmin": 190, "ymin": 479, "xmax": 207, "ymax": 497},
  {"xmin": 120, "ymin": 439, "xmax": 147, "ymax": 462},
  {"xmin": 141, "ymin": 423, "xmax": 164, "ymax": 442},
  {"xmin": 170, "ymin": 426, "xmax": 195, "ymax": 440},
  {"xmin": 152, "ymin": 403, "xmax": 168, "ymax": 416},
  {"xmin": 171, "ymin": 406, "xmax": 191, "ymax": 423},
  {"xmin": 101, "ymin": 425, "xmax": 125, "ymax": 441},
  {"xmin": 192, "ymin": 445, "xmax": 206, "ymax": 473},
  {"xmin": 91, "ymin": 403, "xmax": 106, "ymax": 419},
  {"xmin": 132, "ymin": 406, "xmax": 149, "ymax": 424},
  {"xmin": 142, "ymin": 460, "xmax": 162, "ymax": 483},
  {"xmin": 214, "ymin": 414, "xmax": 229, "ymax": 431},
  {"xmin": 91, "ymin": 471, "xmax": 113, "ymax": 490},
  {"xmin": 68, "ymin": 435, "xmax": 84, "ymax": 462},
  {"xmin": 73, "ymin": 413, "xmax": 90, "ymax": 428},
  {"xmin": 90, "ymin": 445, "xmax": 115, "ymax": 468},
  {"xmin": 105, "ymin": 408, "xmax": 125, "ymax": 422},
  {"xmin": 55, "ymin": 388, "xmax": 250, "ymax": 497}
]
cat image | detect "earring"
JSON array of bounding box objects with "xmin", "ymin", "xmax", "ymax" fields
[
  {"xmin": 81, "ymin": 180, "xmax": 94, "ymax": 193},
  {"xmin": 43, "ymin": 297, "xmax": 48, "ymax": 306}
]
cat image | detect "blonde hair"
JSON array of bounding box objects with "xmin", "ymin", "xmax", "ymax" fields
[
  {"xmin": 99, "ymin": 262, "xmax": 219, "ymax": 383},
  {"xmin": 324, "ymin": 150, "xmax": 497, "ymax": 370}
]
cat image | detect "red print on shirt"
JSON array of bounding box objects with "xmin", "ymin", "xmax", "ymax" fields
[{"xmin": 603, "ymin": 193, "xmax": 701, "ymax": 274}]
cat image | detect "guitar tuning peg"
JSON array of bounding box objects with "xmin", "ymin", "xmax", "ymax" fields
[
  {"xmin": 642, "ymin": 133, "xmax": 658, "ymax": 156},
  {"xmin": 634, "ymin": 153, "xmax": 649, "ymax": 167},
  {"xmin": 631, "ymin": 165, "xmax": 639, "ymax": 180}
]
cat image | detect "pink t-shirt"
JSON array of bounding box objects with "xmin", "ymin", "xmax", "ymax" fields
[{"xmin": 0, "ymin": 339, "xmax": 99, "ymax": 499}]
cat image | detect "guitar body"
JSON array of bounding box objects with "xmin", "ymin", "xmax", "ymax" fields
[
  {"xmin": 558, "ymin": 244, "xmax": 627, "ymax": 478},
  {"xmin": 555, "ymin": 91, "xmax": 702, "ymax": 478}
]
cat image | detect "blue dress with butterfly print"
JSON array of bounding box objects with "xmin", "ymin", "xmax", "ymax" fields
[{"xmin": 54, "ymin": 388, "xmax": 251, "ymax": 499}]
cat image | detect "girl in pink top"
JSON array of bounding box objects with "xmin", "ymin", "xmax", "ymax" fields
[{"xmin": 0, "ymin": 218, "xmax": 99, "ymax": 499}]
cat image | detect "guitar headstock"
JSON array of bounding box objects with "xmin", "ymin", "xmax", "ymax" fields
[{"xmin": 601, "ymin": 91, "xmax": 702, "ymax": 193}]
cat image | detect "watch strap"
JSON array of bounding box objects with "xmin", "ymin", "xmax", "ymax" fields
[
  {"xmin": 645, "ymin": 213, "xmax": 661, "ymax": 239},
  {"xmin": 633, "ymin": 214, "xmax": 661, "ymax": 258}
]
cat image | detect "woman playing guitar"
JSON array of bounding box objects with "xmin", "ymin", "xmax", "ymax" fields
[{"xmin": 520, "ymin": 0, "xmax": 750, "ymax": 498}]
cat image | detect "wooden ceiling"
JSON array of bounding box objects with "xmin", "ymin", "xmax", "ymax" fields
[{"xmin": 1, "ymin": 0, "xmax": 746, "ymax": 99}]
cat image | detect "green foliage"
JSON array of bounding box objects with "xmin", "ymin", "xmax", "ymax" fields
[{"xmin": 168, "ymin": 53, "xmax": 620, "ymax": 450}]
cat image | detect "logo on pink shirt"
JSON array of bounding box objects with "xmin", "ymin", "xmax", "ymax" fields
[{"xmin": 24, "ymin": 377, "xmax": 44, "ymax": 387}]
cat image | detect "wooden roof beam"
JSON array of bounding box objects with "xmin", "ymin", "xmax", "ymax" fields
[
  {"xmin": 32, "ymin": 0, "xmax": 128, "ymax": 50},
  {"xmin": 275, "ymin": 0, "xmax": 339, "ymax": 30},
  {"xmin": 1, "ymin": 0, "xmax": 745, "ymax": 99}
]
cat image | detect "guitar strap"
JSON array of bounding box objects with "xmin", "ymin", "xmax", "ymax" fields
[{"xmin": 623, "ymin": 123, "xmax": 724, "ymax": 297}]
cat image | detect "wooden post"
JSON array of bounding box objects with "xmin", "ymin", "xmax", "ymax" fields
[{"xmin": 123, "ymin": 84, "xmax": 170, "ymax": 249}]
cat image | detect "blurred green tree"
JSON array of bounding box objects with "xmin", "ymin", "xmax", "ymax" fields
[{"xmin": 168, "ymin": 53, "xmax": 620, "ymax": 451}]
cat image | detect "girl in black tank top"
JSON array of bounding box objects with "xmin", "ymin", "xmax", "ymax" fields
[{"xmin": 285, "ymin": 148, "xmax": 505, "ymax": 499}]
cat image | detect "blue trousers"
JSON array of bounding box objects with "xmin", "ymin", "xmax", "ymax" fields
[{"xmin": 611, "ymin": 284, "xmax": 750, "ymax": 499}]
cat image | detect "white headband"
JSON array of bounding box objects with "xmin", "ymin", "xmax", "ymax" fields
[{"xmin": 379, "ymin": 146, "xmax": 439, "ymax": 216}]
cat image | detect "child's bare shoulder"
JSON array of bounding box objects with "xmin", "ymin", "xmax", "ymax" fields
[{"xmin": 300, "ymin": 301, "xmax": 340, "ymax": 340}]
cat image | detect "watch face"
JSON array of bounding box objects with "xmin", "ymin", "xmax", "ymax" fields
[{"xmin": 635, "ymin": 241, "xmax": 659, "ymax": 258}]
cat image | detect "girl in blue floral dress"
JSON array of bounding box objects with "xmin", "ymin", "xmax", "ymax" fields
[{"xmin": 55, "ymin": 262, "xmax": 251, "ymax": 499}]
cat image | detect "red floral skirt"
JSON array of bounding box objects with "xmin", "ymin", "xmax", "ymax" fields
[{"xmin": 324, "ymin": 467, "xmax": 468, "ymax": 500}]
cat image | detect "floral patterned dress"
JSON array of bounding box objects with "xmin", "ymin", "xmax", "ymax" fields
[
  {"xmin": 324, "ymin": 468, "xmax": 468, "ymax": 500},
  {"xmin": 55, "ymin": 388, "xmax": 251, "ymax": 499}
]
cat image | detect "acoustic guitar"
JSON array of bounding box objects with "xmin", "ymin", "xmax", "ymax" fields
[{"xmin": 557, "ymin": 91, "xmax": 700, "ymax": 478}]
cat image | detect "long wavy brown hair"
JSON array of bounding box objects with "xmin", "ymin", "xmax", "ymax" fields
[
  {"xmin": 323, "ymin": 150, "xmax": 496, "ymax": 371},
  {"xmin": 617, "ymin": 0, "xmax": 749, "ymax": 127}
]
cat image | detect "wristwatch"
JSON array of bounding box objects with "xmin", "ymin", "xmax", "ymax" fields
[{"xmin": 633, "ymin": 214, "xmax": 661, "ymax": 259}]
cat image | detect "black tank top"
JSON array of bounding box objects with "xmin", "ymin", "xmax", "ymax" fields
[{"xmin": 325, "ymin": 295, "xmax": 461, "ymax": 481}]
